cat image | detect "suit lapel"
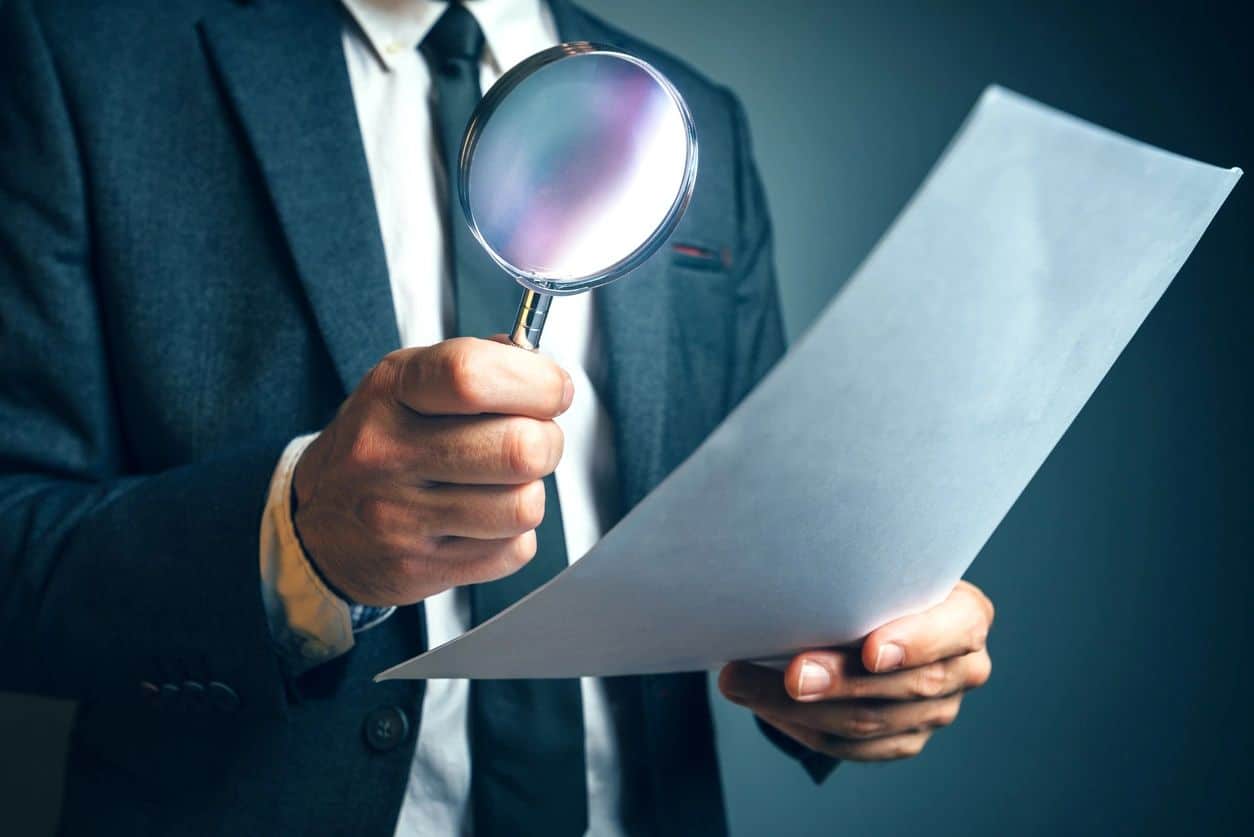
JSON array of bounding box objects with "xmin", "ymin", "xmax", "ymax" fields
[
  {"xmin": 199, "ymin": 0, "xmax": 399, "ymax": 395},
  {"xmin": 551, "ymin": 0, "xmax": 675, "ymax": 511}
]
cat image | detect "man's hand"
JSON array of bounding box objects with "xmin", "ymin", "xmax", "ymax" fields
[
  {"xmin": 718, "ymin": 580, "xmax": 994, "ymax": 761},
  {"xmin": 292, "ymin": 337, "xmax": 574, "ymax": 607}
]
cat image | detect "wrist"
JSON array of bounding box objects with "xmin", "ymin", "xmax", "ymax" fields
[
  {"xmin": 287, "ymin": 456, "xmax": 345, "ymax": 601},
  {"xmin": 290, "ymin": 427, "xmax": 326, "ymax": 533},
  {"xmin": 288, "ymin": 436, "xmax": 397, "ymax": 630},
  {"xmin": 289, "ymin": 431, "xmax": 353, "ymax": 602}
]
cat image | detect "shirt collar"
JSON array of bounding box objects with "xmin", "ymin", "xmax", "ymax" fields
[{"xmin": 341, "ymin": 0, "xmax": 555, "ymax": 75}]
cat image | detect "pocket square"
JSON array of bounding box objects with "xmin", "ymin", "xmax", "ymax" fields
[{"xmin": 670, "ymin": 242, "xmax": 731, "ymax": 271}]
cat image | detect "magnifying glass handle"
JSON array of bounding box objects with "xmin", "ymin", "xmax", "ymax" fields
[{"xmin": 509, "ymin": 288, "xmax": 552, "ymax": 351}]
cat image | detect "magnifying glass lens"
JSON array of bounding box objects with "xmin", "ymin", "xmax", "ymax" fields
[
  {"xmin": 467, "ymin": 54, "xmax": 692, "ymax": 286},
  {"xmin": 460, "ymin": 44, "xmax": 698, "ymax": 347}
]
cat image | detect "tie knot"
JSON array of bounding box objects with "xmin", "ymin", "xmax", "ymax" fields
[{"xmin": 420, "ymin": 3, "xmax": 485, "ymax": 70}]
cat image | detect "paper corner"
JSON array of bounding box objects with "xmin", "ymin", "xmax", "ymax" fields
[{"xmin": 977, "ymin": 84, "xmax": 1011, "ymax": 109}]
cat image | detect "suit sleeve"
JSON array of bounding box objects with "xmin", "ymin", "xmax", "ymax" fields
[
  {"xmin": 0, "ymin": 0, "xmax": 287, "ymax": 716},
  {"xmin": 723, "ymin": 88, "xmax": 839, "ymax": 783}
]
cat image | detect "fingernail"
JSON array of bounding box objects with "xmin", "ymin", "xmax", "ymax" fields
[
  {"xmin": 874, "ymin": 643, "xmax": 905, "ymax": 672},
  {"xmin": 559, "ymin": 371, "xmax": 575, "ymax": 413},
  {"xmin": 797, "ymin": 661, "xmax": 831, "ymax": 699}
]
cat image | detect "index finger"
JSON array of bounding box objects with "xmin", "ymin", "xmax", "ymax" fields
[
  {"xmin": 862, "ymin": 580, "xmax": 995, "ymax": 672},
  {"xmin": 390, "ymin": 337, "xmax": 574, "ymax": 419}
]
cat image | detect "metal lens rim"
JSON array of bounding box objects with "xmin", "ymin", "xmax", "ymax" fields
[{"xmin": 457, "ymin": 42, "xmax": 699, "ymax": 296}]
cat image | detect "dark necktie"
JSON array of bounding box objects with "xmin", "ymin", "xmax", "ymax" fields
[{"xmin": 419, "ymin": 6, "xmax": 589, "ymax": 835}]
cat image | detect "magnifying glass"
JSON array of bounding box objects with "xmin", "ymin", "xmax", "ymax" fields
[{"xmin": 458, "ymin": 42, "xmax": 699, "ymax": 350}]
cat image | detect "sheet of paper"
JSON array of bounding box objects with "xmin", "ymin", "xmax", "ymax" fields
[{"xmin": 378, "ymin": 86, "xmax": 1240, "ymax": 681}]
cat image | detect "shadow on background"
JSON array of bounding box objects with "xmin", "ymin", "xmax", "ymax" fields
[{"xmin": 3, "ymin": 1, "xmax": 1250, "ymax": 834}]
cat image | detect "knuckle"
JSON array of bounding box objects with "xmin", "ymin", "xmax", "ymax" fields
[
  {"xmin": 459, "ymin": 537, "xmax": 535, "ymax": 586},
  {"xmin": 969, "ymin": 652, "xmax": 993, "ymax": 688},
  {"xmin": 967, "ymin": 622, "xmax": 990, "ymax": 652},
  {"xmin": 367, "ymin": 352, "xmax": 406, "ymax": 397},
  {"xmin": 505, "ymin": 420, "xmax": 549, "ymax": 479},
  {"xmin": 398, "ymin": 535, "xmax": 439, "ymax": 566},
  {"xmin": 404, "ymin": 505, "xmax": 437, "ymax": 539},
  {"xmin": 963, "ymin": 582, "xmax": 996, "ymax": 627},
  {"xmin": 355, "ymin": 496, "xmax": 393, "ymax": 533},
  {"xmin": 390, "ymin": 540, "xmax": 443, "ymax": 592},
  {"xmin": 444, "ymin": 343, "xmax": 487, "ymax": 408},
  {"xmin": 981, "ymin": 591, "xmax": 996, "ymax": 626},
  {"xmin": 508, "ymin": 531, "xmax": 538, "ymax": 568},
  {"xmin": 843, "ymin": 674, "xmax": 872, "ymax": 700},
  {"xmin": 546, "ymin": 366, "xmax": 568, "ymax": 413},
  {"xmin": 373, "ymin": 536, "xmax": 409, "ymax": 567},
  {"xmin": 874, "ymin": 735, "xmax": 923, "ymax": 761},
  {"xmin": 513, "ymin": 481, "xmax": 546, "ymax": 531},
  {"xmin": 548, "ymin": 421, "xmax": 565, "ymax": 468},
  {"xmin": 894, "ymin": 736, "xmax": 927, "ymax": 759},
  {"xmin": 842, "ymin": 706, "xmax": 886, "ymax": 739},
  {"xmin": 911, "ymin": 662, "xmax": 950, "ymax": 698},
  {"xmin": 348, "ymin": 426, "xmax": 391, "ymax": 469},
  {"xmin": 411, "ymin": 535, "xmax": 440, "ymax": 562},
  {"xmin": 933, "ymin": 699, "xmax": 961, "ymax": 728}
]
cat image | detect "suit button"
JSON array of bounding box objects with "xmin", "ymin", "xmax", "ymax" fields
[
  {"xmin": 363, "ymin": 706, "xmax": 409, "ymax": 752},
  {"xmin": 208, "ymin": 681, "xmax": 240, "ymax": 713}
]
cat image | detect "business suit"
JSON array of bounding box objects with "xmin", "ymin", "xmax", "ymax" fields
[{"xmin": 0, "ymin": 0, "xmax": 832, "ymax": 833}]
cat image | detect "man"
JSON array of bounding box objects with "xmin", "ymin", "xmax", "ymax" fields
[{"xmin": 0, "ymin": 0, "xmax": 994, "ymax": 833}]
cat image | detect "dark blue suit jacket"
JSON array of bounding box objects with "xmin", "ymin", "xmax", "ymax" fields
[{"xmin": 0, "ymin": 0, "xmax": 833, "ymax": 833}]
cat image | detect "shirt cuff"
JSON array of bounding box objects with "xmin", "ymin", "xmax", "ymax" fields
[{"xmin": 260, "ymin": 433, "xmax": 395, "ymax": 674}]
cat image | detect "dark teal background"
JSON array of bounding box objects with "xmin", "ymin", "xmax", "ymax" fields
[
  {"xmin": 575, "ymin": 0, "xmax": 1252, "ymax": 834},
  {"xmin": 2, "ymin": 1, "xmax": 1250, "ymax": 834}
]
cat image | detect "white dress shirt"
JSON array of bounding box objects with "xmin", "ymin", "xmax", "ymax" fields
[{"xmin": 257, "ymin": 2, "xmax": 625, "ymax": 834}]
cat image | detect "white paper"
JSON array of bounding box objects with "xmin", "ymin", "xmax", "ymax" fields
[{"xmin": 378, "ymin": 86, "xmax": 1240, "ymax": 681}]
